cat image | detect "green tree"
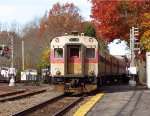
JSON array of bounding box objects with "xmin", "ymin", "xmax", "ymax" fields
[
  {"xmin": 84, "ymin": 25, "xmax": 96, "ymax": 37},
  {"xmin": 38, "ymin": 47, "xmax": 50, "ymax": 73},
  {"xmin": 84, "ymin": 24, "xmax": 109, "ymax": 52}
]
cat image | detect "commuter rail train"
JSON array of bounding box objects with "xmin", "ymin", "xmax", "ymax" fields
[{"xmin": 50, "ymin": 32, "xmax": 129, "ymax": 93}]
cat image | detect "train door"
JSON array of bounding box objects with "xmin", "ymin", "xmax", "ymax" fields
[{"xmin": 65, "ymin": 44, "xmax": 84, "ymax": 77}]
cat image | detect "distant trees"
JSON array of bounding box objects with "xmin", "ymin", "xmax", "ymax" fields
[
  {"xmin": 40, "ymin": 2, "xmax": 85, "ymax": 39},
  {"xmin": 21, "ymin": 17, "xmax": 42, "ymax": 70},
  {"xmin": 0, "ymin": 2, "xmax": 109, "ymax": 75}
]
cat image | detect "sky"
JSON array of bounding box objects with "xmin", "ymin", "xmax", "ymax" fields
[
  {"xmin": 0, "ymin": 0, "xmax": 92, "ymax": 24},
  {"xmin": 0, "ymin": 0, "xmax": 129, "ymax": 55}
]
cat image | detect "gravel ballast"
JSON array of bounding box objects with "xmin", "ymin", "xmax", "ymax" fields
[{"xmin": 0, "ymin": 86, "xmax": 63, "ymax": 116}]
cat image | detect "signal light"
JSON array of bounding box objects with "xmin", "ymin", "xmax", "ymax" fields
[
  {"xmin": 4, "ymin": 46, "xmax": 9, "ymax": 51},
  {"xmin": 0, "ymin": 45, "xmax": 10, "ymax": 58},
  {"xmin": 134, "ymin": 28, "xmax": 139, "ymax": 36}
]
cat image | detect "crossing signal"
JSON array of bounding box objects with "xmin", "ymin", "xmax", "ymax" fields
[
  {"xmin": 4, "ymin": 46, "xmax": 9, "ymax": 51},
  {"xmin": 0, "ymin": 45, "xmax": 10, "ymax": 58},
  {"xmin": 134, "ymin": 28, "xmax": 139, "ymax": 36}
]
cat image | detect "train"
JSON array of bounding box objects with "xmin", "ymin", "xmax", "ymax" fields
[{"xmin": 50, "ymin": 32, "xmax": 129, "ymax": 93}]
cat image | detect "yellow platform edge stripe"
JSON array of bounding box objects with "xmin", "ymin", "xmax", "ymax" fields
[{"xmin": 73, "ymin": 92, "xmax": 105, "ymax": 116}]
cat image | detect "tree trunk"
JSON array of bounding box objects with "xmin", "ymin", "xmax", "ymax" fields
[{"xmin": 136, "ymin": 60, "xmax": 146, "ymax": 85}]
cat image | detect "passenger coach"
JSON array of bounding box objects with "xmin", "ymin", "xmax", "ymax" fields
[{"xmin": 50, "ymin": 32, "xmax": 128, "ymax": 93}]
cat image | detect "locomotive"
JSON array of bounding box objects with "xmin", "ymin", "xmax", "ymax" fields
[{"xmin": 50, "ymin": 32, "xmax": 129, "ymax": 93}]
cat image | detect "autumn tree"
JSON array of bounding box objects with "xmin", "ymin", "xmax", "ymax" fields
[
  {"xmin": 141, "ymin": 13, "xmax": 150, "ymax": 51},
  {"xmin": 90, "ymin": 0, "xmax": 150, "ymax": 42},
  {"xmin": 40, "ymin": 2, "xmax": 85, "ymax": 39},
  {"xmin": 90, "ymin": 0, "xmax": 150, "ymax": 84}
]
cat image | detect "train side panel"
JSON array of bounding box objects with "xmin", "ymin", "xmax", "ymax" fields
[
  {"xmin": 105, "ymin": 52, "xmax": 112, "ymax": 76},
  {"xmin": 111, "ymin": 57, "xmax": 118, "ymax": 75},
  {"xmin": 98, "ymin": 55, "xmax": 105, "ymax": 76}
]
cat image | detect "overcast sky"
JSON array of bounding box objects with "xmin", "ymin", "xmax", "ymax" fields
[
  {"xmin": 0, "ymin": 0, "xmax": 92, "ymax": 24},
  {"xmin": 0, "ymin": 0, "xmax": 129, "ymax": 55}
]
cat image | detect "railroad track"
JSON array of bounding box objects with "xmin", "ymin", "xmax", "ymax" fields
[
  {"xmin": 0, "ymin": 89, "xmax": 46, "ymax": 103},
  {"xmin": 12, "ymin": 93, "xmax": 85, "ymax": 116}
]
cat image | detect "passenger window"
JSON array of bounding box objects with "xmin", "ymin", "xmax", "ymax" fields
[
  {"xmin": 54, "ymin": 48, "xmax": 63, "ymax": 58},
  {"xmin": 86, "ymin": 48, "xmax": 95, "ymax": 58},
  {"xmin": 70, "ymin": 48, "xmax": 79, "ymax": 58}
]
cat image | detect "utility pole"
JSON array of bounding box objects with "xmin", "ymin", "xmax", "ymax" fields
[
  {"xmin": 22, "ymin": 39, "xmax": 24, "ymax": 71},
  {"xmin": 8, "ymin": 33, "xmax": 15, "ymax": 86}
]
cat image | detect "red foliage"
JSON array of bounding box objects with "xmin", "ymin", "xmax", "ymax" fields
[
  {"xmin": 90, "ymin": 0, "xmax": 150, "ymax": 42},
  {"xmin": 40, "ymin": 2, "xmax": 84, "ymax": 38}
]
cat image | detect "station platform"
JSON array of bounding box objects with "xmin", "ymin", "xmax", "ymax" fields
[{"xmin": 74, "ymin": 85, "xmax": 149, "ymax": 116}]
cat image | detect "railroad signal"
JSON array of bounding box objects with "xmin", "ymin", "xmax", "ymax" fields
[
  {"xmin": 134, "ymin": 28, "xmax": 139, "ymax": 36},
  {"xmin": 0, "ymin": 44, "xmax": 10, "ymax": 58},
  {"xmin": 4, "ymin": 46, "xmax": 9, "ymax": 51},
  {"xmin": 133, "ymin": 27, "xmax": 139, "ymax": 42}
]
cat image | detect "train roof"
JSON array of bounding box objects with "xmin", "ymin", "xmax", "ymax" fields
[{"xmin": 50, "ymin": 34, "xmax": 99, "ymax": 47}]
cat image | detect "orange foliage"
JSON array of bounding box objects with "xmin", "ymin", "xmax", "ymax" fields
[
  {"xmin": 40, "ymin": 2, "xmax": 85, "ymax": 38},
  {"xmin": 90, "ymin": 0, "xmax": 150, "ymax": 42}
]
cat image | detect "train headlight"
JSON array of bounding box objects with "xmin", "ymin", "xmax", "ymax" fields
[{"xmin": 56, "ymin": 70, "xmax": 61, "ymax": 75}]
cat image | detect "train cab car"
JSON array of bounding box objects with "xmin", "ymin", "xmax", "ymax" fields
[
  {"xmin": 50, "ymin": 32, "xmax": 128, "ymax": 93},
  {"xmin": 50, "ymin": 33, "xmax": 99, "ymax": 92}
]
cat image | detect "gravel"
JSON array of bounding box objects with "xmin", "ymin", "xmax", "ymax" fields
[{"xmin": 0, "ymin": 86, "xmax": 63, "ymax": 116}]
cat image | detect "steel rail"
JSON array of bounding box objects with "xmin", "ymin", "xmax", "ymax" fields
[
  {"xmin": 0, "ymin": 90, "xmax": 25, "ymax": 97},
  {"xmin": 53, "ymin": 95, "xmax": 85, "ymax": 116},
  {"xmin": 12, "ymin": 94, "xmax": 65, "ymax": 116},
  {"xmin": 0, "ymin": 89, "xmax": 46, "ymax": 102}
]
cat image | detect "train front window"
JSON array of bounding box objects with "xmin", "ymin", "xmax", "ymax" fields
[
  {"xmin": 54, "ymin": 48, "xmax": 63, "ymax": 58},
  {"xmin": 86, "ymin": 48, "xmax": 95, "ymax": 58},
  {"xmin": 70, "ymin": 48, "xmax": 79, "ymax": 58}
]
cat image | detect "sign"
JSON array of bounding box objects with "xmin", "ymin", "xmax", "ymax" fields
[{"xmin": 128, "ymin": 67, "xmax": 137, "ymax": 75}]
